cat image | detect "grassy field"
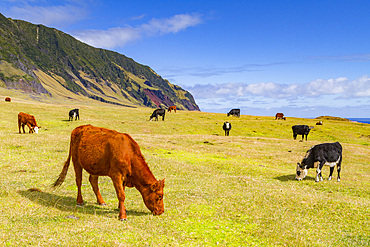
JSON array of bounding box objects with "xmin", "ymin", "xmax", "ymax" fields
[{"xmin": 0, "ymin": 96, "xmax": 369, "ymax": 246}]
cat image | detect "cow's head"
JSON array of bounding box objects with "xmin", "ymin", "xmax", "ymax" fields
[
  {"xmin": 296, "ymin": 162, "xmax": 308, "ymax": 180},
  {"xmin": 33, "ymin": 126, "xmax": 39, "ymax": 134},
  {"xmin": 143, "ymin": 179, "xmax": 165, "ymax": 215}
]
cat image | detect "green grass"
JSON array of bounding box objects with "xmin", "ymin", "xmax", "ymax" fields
[{"xmin": 0, "ymin": 97, "xmax": 369, "ymax": 246}]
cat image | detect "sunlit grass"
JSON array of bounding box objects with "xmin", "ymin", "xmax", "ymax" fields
[{"xmin": 0, "ymin": 97, "xmax": 369, "ymax": 246}]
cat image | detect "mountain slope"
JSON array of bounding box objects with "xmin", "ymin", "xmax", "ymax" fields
[{"xmin": 0, "ymin": 14, "xmax": 199, "ymax": 110}]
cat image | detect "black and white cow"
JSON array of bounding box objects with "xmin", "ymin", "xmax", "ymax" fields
[
  {"xmin": 222, "ymin": 121, "xmax": 232, "ymax": 136},
  {"xmin": 292, "ymin": 125, "xmax": 313, "ymax": 141},
  {"xmin": 150, "ymin": 109, "xmax": 165, "ymax": 121},
  {"xmin": 296, "ymin": 142, "xmax": 342, "ymax": 182},
  {"xmin": 227, "ymin": 109, "xmax": 240, "ymax": 117},
  {"xmin": 69, "ymin": 109, "xmax": 80, "ymax": 121}
]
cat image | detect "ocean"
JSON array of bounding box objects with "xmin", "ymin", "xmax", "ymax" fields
[{"xmin": 348, "ymin": 118, "xmax": 370, "ymax": 124}]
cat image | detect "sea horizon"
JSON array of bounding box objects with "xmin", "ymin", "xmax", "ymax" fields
[{"xmin": 348, "ymin": 118, "xmax": 370, "ymax": 124}]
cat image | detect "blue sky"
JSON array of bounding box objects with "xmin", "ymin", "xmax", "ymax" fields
[{"xmin": 1, "ymin": 0, "xmax": 370, "ymax": 118}]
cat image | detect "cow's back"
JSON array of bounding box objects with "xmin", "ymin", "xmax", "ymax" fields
[
  {"xmin": 18, "ymin": 112, "xmax": 35, "ymax": 124},
  {"xmin": 313, "ymin": 142, "xmax": 342, "ymax": 160},
  {"xmin": 292, "ymin": 125, "xmax": 309, "ymax": 133},
  {"xmin": 70, "ymin": 125, "xmax": 135, "ymax": 176}
]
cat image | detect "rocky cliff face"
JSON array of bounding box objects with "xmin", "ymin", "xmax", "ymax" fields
[{"xmin": 0, "ymin": 14, "xmax": 200, "ymax": 110}]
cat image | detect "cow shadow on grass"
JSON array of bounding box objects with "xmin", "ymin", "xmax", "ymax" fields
[
  {"xmin": 18, "ymin": 189, "xmax": 148, "ymax": 218},
  {"xmin": 274, "ymin": 174, "xmax": 315, "ymax": 181}
]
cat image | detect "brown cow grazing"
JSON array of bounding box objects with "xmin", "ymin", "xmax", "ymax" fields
[
  {"xmin": 18, "ymin": 112, "xmax": 40, "ymax": 134},
  {"xmin": 53, "ymin": 124, "xmax": 165, "ymax": 220},
  {"xmin": 5, "ymin": 97, "xmax": 11, "ymax": 102},
  {"xmin": 316, "ymin": 121, "xmax": 323, "ymax": 125},
  {"xmin": 168, "ymin": 106, "xmax": 177, "ymax": 113},
  {"xmin": 275, "ymin": 113, "xmax": 286, "ymax": 120}
]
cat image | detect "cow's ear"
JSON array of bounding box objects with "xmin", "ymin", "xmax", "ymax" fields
[{"xmin": 160, "ymin": 179, "xmax": 165, "ymax": 187}]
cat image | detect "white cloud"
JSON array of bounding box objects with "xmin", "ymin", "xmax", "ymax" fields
[
  {"xmin": 187, "ymin": 75, "xmax": 370, "ymax": 100},
  {"xmin": 6, "ymin": 3, "xmax": 88, "ymax": 27},
  {"xmin": 141, "ymin": 14, "xmax": 202, "ymax": 35},
  {"xmin": 186, "ymin": 75, "xmax": 370, "ymax": 117},
  {"xmin": 75, "ymin": 27, "xmax": 141, "ymax": 49},
  {"xmin": 74, "ymin": 13, "xmax": 202, "ymax": 49}
]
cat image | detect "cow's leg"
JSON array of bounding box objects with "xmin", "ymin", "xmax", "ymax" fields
[
  {"xmin": 111, "ymin": 175, "xmax": 127, "ymax": 220},
  {"xmin": 316, "ymin": 162, "xmax": 325, "ymax": 182},
  {"xmin": 293, "ymin": 133, "xmax": 297, "ymax": 140},
  {"xmin": 162, "ymin": 114, "xmax": 165, "ymax": 121},
  {"xmin": 73, "ymin": 162, "xmax": 84, "ymax": 205},
  {"xmin": 89, "ymin": 175, "xmax": 106, "ymax": 205},
  {"xmin": 21, "ymin": 124, "xmax": 26, "ymax": 133},
  {"xmin": 26, "ymin": 123, "xmax": 33, "ymax": 133},
  {"xmin": 337, "ymin": 163, "xmax": 341, "ymax": 182},
  {"xmin": 328, "ymin": 166, "xmax": 334, "ymax": 181}
]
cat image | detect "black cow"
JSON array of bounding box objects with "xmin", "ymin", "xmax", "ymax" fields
[
  {"xmin": 222, "ymin": 121, "xmax": 232, "ymax": 136},
  {"xmin": 150, "ymin": 109, "xmax": 165, "ymax": 121},
  {"xmin": 227, "ymin": 109, "xmax": 240, "ymax": 117},
  {"xmin": 292, "ymin": 125, "xmax": 313, "ymax": 141},
  {"xmin": 296, "ymin": 142, "xmax": 342, "ymax": 182},
  {"xmin": 69, "ymin": 109, "xmax": 80, "ymax": 121}
]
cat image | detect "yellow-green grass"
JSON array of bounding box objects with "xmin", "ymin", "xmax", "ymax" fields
[{"xmin": 0, "ymin": 97, "xmax": 369, "ymax": 246}]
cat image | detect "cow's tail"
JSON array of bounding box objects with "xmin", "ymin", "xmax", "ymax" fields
[{"xmin": 52, "ymin": 143, "xmax": 72, "ymax": 188}]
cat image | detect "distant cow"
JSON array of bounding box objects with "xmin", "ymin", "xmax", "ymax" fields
[
  {"xmin": 296, "ymin": 142, "xmax": 342, "ymax": 182},
  {"xmin": 227, "ymin": 109, "xmax": 240, "ymax": 117},
  {"xmin": 5, "ymin": 97, "xmax": 11, "ymax": 102},
  {"xmin": 150, "ymin": 109, "xmax": 165, "ymax": 121},
  {"xmin": 53, "ymin": 125, "xmax": 165, "ymax": 220},
  {"xmin": 168, "ymin": 106, "xmax": 177, "ymax": 113},
  {"xmin": 275, "ymin": 113, "xmax": 286, "ymax": 120},
  {"xmin": 18, "ymin": 112, "xmax": 40, "ymax": 134},
  {"xmin": 292, "ymin": 125, "xmax": 313, "ymax": 141},
  {"xmin": 316, "ymin": 121, "xmax": 323, "ymax": 125},
  {"xmin": 69, "ymin": 109, "xmax": 80, "ymax": 121},
  {"xmin": 223, "ymin": 122, "xmax": 232, "ymax": 136}
]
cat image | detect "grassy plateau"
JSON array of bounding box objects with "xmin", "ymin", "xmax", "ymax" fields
[{"xmin": 0, "ymin": 94, "xmax": 369, "ymax": 246}]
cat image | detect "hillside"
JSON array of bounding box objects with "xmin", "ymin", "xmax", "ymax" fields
[{"xmin": 0, "ymin": 13, "xmax": 199, "ymax": 110}]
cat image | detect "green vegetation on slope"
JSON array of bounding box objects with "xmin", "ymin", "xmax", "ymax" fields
[
  {"xmin": 0, "ymin": 13, "xmax": 199, "ymax": 110},
  {"xmin": 0, "ymin": 97, "xmax": 368, "ymax": 246}
]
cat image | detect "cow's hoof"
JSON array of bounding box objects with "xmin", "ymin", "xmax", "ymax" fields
[
  {"xmin": 99, "ymin": 203, "xmax": 107, "ymax": 206},
  {"xmin": 77, "ymin": 203, "xmax": 84, "ymax": 206},
  {"xmin": 328, "ymin": 177, "xmax": 332, "ymax": 181},
  {"xmin": 119, "ymin": 218, "xmax": 127, "ymax": 221},
  {"xmin": 337, "ymin": 179, "xmax": 340, "ymax": 182}
]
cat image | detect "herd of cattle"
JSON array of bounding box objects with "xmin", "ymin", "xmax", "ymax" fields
[
  {"xmin": 226, "ymin": 109, "xmax": 342, "ymax": 183},
  {"xmin": 6, "ymin": 96, "xmax": 343, "ymax": 220}
]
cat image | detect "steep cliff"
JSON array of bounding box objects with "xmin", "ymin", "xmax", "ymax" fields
[{"xmin": 0, "ymin": 14, "xmax": 200, "ymax": 110}]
